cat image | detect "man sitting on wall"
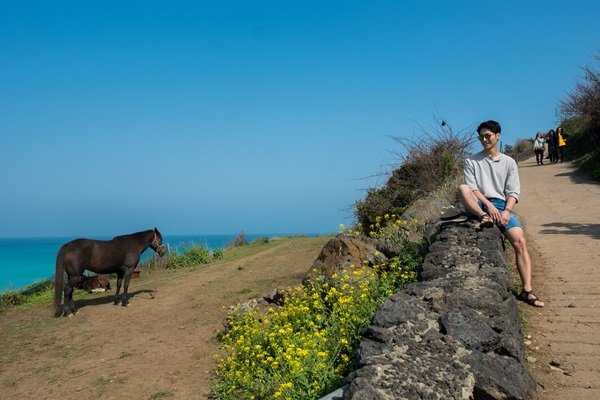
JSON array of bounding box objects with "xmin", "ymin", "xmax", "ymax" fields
[{"xmin": 458, "ymin": 120, "xmax": 544, "ymax": 307}]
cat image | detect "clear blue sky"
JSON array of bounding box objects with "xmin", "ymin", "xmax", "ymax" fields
[{"xmin": 1, "ymin": 1, "xmax": 599, "ymax": 237}]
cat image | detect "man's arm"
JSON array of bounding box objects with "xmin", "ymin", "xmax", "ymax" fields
[
  {"xmin": 504, "ymin": 196, "xmax": 517, "ymax": 213},
  {"xmin": 500, "ymin": 160, "xmax": 520, "ymax": 225}
]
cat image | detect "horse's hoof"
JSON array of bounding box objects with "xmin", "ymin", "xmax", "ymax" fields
[{"xmin": 122, "ymin": 302, "xmax": 130, "ymax": 307}]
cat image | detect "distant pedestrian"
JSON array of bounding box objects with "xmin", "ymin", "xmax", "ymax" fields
[
  {"xmin": 533, "ymin": 132, "xmax": 545, "ymax": 165},
  {"xmin": 557, "ymin": 126, "xmax": 567, "ymax": 163},
  {"xmin": 547, "ymin": 129, "xmax": 558, "ymax": 163}
]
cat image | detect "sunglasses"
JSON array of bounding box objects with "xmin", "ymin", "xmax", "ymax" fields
[{"xmin": 478, "ymin": 133, "xmax": 497, "ymax": 141}]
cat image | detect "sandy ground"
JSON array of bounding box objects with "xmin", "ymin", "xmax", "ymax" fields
[
  {"xmin": 517, "ymin": 157, "xmax": 600, "ymax": 399},
  {"xmin": 0, "ymin": 236, "xmax": 330, "ymax": 400}
]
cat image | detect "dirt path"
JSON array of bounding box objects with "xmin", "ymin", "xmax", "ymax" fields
[
  {"xmin": 0, "ymin": 236, "xmax": 330, "ymax": 400},
  {"xmin": 517, "ymin": 158, "xmax": 600, "ymax": 399}
]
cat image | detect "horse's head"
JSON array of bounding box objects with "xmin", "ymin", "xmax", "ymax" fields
[{"xmin": 151, "ymin": 228, "xmax": 167, "ymax": 257}]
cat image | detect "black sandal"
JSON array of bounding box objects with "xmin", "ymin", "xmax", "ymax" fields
[
  {"xmin": 518, "ymin": 290, "xmax": 544, "ymax": 307},
  {"xmin": 479, "ymin": 213, "xmax": 494, "ymax": 228}
]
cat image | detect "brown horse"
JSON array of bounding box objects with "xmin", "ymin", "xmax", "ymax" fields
[{"xmin": 53, "ymin": 228, "xmax": 166, "ymax": 317}]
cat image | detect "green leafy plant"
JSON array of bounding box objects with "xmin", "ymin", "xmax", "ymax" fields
[
  {"xmin": 212, "ymin": 248, "xmax": 225, "ymax": 260},
  {"xmin": 0, "ymin": 279, "xmax": 56, "ymax": 313},
  {"xmin": 166, "ymin": 243, "xmax": 212, "ymax": 269}
]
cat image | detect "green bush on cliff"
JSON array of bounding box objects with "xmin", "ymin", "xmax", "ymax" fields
[{"xmin": 355, "ymin": 125, "xmax": 472, "ymax": 230}]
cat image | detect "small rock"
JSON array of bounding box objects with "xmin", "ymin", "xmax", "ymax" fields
[
  {"xmin": 524, "ymin": 340, "xmax": 532, "ymax": 346},
  {"xmin": 567, "ymin": 303, "xmax": 576, "ymax": 308},
  {"xmin": 550, "ymin": 359, "xmax": 561, "ymax": 367},
  {"xmin": 526, "ymin": 356, "xmax": 537, "ymax": 364},
  {"xmin": 564, "ymin": 370, "xmax": 574, "ymax": 376}
]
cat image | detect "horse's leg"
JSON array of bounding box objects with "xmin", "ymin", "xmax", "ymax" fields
[
  {"xmin": 114, "ymin": 272, "xmax": 124, "ymax": 305},
  {"xmin": 121, "ymin": 268, "xmax": 133, "ymax": 306},
  {"xmin": 63, "ymin": 284, "xmax": 75, "ymax": 316},
  {"xmin": 66, "ymin": 275, "xmax": 84, "ymax": 315}
]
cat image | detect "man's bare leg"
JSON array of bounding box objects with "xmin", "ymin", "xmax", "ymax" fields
[{"xmin": 505, "ymin": 227, "xmax": 544, "ymax": 307}]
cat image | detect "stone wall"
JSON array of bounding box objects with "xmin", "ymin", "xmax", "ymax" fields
[{"xmin": 343, "ymin": 220, "xmax": 536, "ymax": 400}]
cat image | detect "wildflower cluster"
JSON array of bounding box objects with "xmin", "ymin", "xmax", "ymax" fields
[
  {"xmin": 212, "ymin": 246, "xmax": 421, "ymax": 400},
  {"xmin": 340, "ymin": 214, "xmax": 419, "ymax": 241}
]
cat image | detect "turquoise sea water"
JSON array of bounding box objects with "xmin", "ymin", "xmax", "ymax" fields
[{"xmin": 0, "ymin": 233, "xmax": 297, "ymax": 294}]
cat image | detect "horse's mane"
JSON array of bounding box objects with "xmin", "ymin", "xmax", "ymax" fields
[{"xmin": 112, "ymin": 229, "xmax": 153, "ymax": 241}]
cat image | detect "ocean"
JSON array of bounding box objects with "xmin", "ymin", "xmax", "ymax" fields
[{"xmin": 0, "ymin": 233, "xmax": 293, "ymax": 294}]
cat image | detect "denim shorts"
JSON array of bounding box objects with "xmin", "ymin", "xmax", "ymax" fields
[{"xmin": 481, "ymin": 198, "xmax": 522, "ymax": 234}]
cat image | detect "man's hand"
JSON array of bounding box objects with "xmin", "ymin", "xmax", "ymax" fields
[
  {"xmin": 499, "ymin": 209, "xmax": 511, "ymax": 226},
  {"xmin": 486, "ymin": 203, "xmax": 502, "ymax": 225}
]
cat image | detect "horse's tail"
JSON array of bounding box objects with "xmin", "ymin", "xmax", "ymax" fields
[{"xmin": 53, "ymin": 247, "xmax": 65, "ymax": 317}]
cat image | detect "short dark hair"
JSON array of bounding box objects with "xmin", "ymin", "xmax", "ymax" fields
[{"xmin": 477, "ymin": 120, "xmax": 501, "ymax": 135}]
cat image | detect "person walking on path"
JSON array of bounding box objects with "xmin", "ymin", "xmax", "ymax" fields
[
  {"xmin": 557, "ymin": 126, "xmax": 567, "ymax": 163},
  {"xmin": 458, "ymin": 120, "xmax": 544, "ymax": 307},
  {"xmin": 534, "ymin": 132, "xmax": 545, "ymax": 165},
  {"xmin": 547, "ymin": 129, "xmax": 558, "ymax": 163}
]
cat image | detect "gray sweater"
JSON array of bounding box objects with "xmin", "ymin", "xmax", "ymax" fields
[{"xmin": 463, "ymin": 151, "xmax": 520, "ymax": 202}]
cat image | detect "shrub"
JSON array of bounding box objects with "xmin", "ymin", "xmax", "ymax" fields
[
  {"xmin": 560, "ymin": 116, "xmax": 600, "ymax": 180},
  {"xmin": 504, "ymin": 138, "xmax": 534, "ymax": 163},
  {"xmin": 355, "ymin": 124, "xmax": 472, "ymax": 231},
  {"xmin": 578, "ymin": 149, "xmax": 600, "ymax": 180},
  {"xmin": 252, "ymin": 236, "xmax": 270, "ymax": 245},
  {"xmin": 0, "ymin": 279, "xmax": 56, "ymax": 313},
  {"xmin": 227, "ymin": 231, "xmax": 249, "ymax": 248},
  {"xmin": 560, "ymin": 54, "xmax": 600, "ymax": 150},
  {"xmin": 212, "ymin": 248, "xmax": 225, "ymax": 260},
  {"xmin": 0, "ymin": 291, "xmax": 24, "ymax": 311},
  {"xmin": 166, "ymin": 243, "xmax": 212, "ymax": 269}
]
